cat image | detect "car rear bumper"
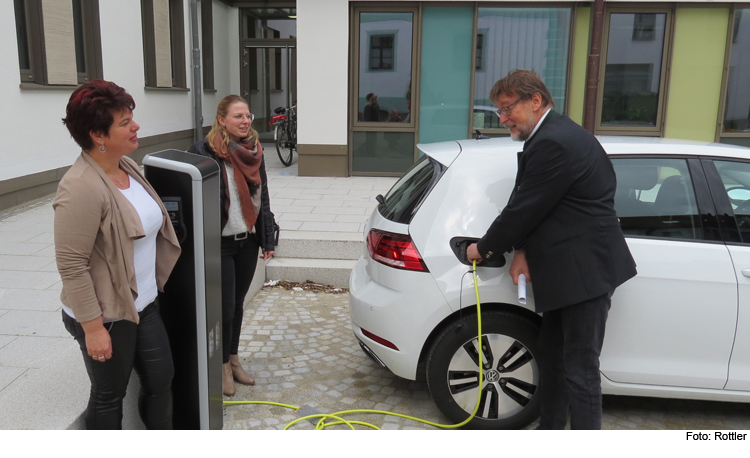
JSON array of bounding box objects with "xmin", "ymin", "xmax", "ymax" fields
[{"xmin": 349, "ymin": 255, "xmax": 452, "ymax": 380}]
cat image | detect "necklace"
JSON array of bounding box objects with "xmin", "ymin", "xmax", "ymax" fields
[{"xmin": 110, "ymin": 173, "xmax": 127, "ymax": 188}]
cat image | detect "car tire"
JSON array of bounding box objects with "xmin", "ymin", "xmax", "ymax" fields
[{"xmin": 426, "ymin": 311, "xmax": 541, "ymax": 429}]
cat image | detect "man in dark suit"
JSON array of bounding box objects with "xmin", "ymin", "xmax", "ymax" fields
[{"xmin": 467, "ymin": 70, "xmax": 637, "ymax": 429}]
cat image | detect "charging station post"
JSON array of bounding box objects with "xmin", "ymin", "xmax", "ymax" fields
[{"xmin": 143, "ymin": 149, "xmax": 223, "ymax": 430}]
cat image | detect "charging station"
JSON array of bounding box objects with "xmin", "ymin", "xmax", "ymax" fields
[{"xmin": 142, "ymin": 149, "xmax": 223, "ymax": 430}]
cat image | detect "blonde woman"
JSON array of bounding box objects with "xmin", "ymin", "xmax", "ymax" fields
[{"xmin": 188, "ymin": 95, "xmax": 276, "ymax": 396}]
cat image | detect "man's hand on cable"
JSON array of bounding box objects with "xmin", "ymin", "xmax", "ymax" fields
[
  {"xmin": 509, "ymin": 249, "xmax": 531, "ymax": 286},
  {"xmin": 466, "ymin": 243, "xmax": 482, "ymax": 264}
]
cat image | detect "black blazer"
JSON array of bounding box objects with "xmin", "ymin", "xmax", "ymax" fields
[
  {"xmin": 477, "ymin": 111, "xmax": 636, "ymax": 312},
  {"xmin": 188, "ymin": 139, "xmax": 277, "ymax": 252}
]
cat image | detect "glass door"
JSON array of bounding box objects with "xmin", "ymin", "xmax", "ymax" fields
[{"xmin": 244, "ymin": 44, "xmax": 296, "ymax": 143}]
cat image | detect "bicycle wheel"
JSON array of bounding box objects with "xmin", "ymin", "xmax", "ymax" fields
[{"xmin": 275, "ymin": 123, "xmax": 293, "ymax": 166}]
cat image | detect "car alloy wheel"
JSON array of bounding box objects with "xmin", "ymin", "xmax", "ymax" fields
[{"xmin": 426, "ymin": 311, "xmax": 541, "ymax": 429}]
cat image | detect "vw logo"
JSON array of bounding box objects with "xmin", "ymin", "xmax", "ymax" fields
[{"xmin": 485, "ymin": 369, "xmax": 501, "ymax": 383}]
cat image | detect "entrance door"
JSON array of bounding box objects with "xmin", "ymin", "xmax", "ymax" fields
[{"xmin": 243, "ymin": 44, "xmax": 297, "ymax": 143}]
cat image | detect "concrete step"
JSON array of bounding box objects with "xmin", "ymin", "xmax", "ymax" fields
[
  {"xmin": 265, "ymin": 258, "xmax": 356, "ymax": 288},
  {"xmin": 274, "ymin": 231, "xmax": 365, "ymax": 261}
]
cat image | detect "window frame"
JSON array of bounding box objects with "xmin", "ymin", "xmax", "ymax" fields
[
  {"xmin": 368, "ymin": 32, "xmax": 396, "ymax": 71},
  {"xmin": 141, "ymin": 0, "xmax": 187, "ymax": 89},
  {"xmin": 349, "ymin": 4, "xmax": 420, "ymax": 177},
  {"xmin": 716, "ymin": 6, "xmax": 750, "ymax": 146},
  {"xmin": 73, "ymin": 0, "xmax": 103, "ymax": 84},
  {"xmin": 15, "ymin": 0, "xmax": 102, "ymax": 87},
  {"xmin": 595, "ymin": 6, "xmax": 674, "ymax": 137},
  {"xmin": 701, "ymin": 156, "xmax": 750, "ymax": 245},
  {"xmin": 350, "ymin": 5, "xmax": 419, "ymax": 131}
]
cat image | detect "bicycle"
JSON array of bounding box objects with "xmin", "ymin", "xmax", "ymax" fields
[{"xmin": 269, "ymin": 105, "xmax": 296, "ymax": 167}]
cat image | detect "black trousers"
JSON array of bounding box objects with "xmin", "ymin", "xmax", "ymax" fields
[
  {"xmin": 537, "ymin": 291, "xmax": 612, "ymax": 430},
  {"xmin": 220, "ymin": 234, "xmax": 260, "ymax": 363},
  {"xmin": 62, "ymin": 302, "xmax": 174, "ymax": 430}
]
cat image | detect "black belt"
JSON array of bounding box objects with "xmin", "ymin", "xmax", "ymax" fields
[{"xmin": 223, "ymin": 232, "xmax": 250, "ymax": 241}]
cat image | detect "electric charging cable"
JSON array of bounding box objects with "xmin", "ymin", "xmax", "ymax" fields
[{"xmin": 225, "ymin": 260, "xmax": 484, "ymax": 430}]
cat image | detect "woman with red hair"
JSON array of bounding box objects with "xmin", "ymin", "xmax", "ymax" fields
[{"xmin": 55, "ymin": 80, "xmax": 181, "ymax": 429}]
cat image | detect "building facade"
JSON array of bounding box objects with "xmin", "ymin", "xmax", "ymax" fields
[{"xmin": 2, "ymin": 0, "xmax": 750, "ymax": 211}]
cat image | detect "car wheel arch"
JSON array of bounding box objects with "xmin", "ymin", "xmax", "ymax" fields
[{"xmin": 415, "ymin": 302, "xmax": 541, "ymax": 381}]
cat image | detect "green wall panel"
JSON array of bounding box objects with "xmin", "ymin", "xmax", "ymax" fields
[
  {"xmin": 419, "ymin": 7, "xmax": 474, "ymax": 144},
  {"xmin": 568, "ymin": 7, "xmax": 590, "ymax": 126},
  {"xmin": 664, "ymin": 8, "xmax": 729, "ymax": 141}
]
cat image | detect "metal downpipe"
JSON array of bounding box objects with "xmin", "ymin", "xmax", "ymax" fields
[
  {"xmin": 189, "ymin": 0, "xmax": 203, "ymax": 144},
  {"xmin": 583, "ymin": 0, "xmax": 605, "ymax": 134}
]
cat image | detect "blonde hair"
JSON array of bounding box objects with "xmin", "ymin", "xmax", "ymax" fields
[{"xmin": 206, "ymin": 95, "xmax": 259, "ymax": 157}]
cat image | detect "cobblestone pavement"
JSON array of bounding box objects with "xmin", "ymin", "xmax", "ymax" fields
[{"xmin": 223, "ymin": 286, "xmax": 750, "ymax": 431}]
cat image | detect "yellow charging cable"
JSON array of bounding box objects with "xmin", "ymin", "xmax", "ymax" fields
[{"xmin": 225, "ymin": 260, "xmax": 484, "ymax": 430}]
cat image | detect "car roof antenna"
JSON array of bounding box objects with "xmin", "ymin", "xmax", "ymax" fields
[{"xmin": 474, "ymin": 130, "xmax": 489, "ymax": 140}]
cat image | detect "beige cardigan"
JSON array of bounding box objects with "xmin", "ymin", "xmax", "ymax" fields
[{"xmin": 54, "ymin": 153, "xmax": 181, "ymax": 324}]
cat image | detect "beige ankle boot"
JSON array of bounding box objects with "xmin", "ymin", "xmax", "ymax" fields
[
  {"xmin": 222, "ymin": 362, "xmax": 236, "ymax": 397},
  {"xmin": 229, "ymin": 354, "xmax": 255, "ymax": 386}
]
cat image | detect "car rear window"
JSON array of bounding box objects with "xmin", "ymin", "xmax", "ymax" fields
[{"xmin": 379, "ymin": 156, "xmax": 445, "ymax": 224}]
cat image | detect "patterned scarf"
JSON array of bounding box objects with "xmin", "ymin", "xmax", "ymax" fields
[{"xmin": 210, "ymin": 132, "xmax": 263, "ymax": 230}]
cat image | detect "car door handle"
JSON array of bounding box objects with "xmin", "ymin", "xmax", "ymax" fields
[{"xmin": 742, "ymin": 269, "xmax": 750, "ymax": 278}]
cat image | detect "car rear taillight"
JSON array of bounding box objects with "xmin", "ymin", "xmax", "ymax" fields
[{"xmin": 366, "ymin": 229, "xmax": 429, "ymax": 272}]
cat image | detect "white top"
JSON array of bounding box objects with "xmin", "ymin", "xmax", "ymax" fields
[
  {"xmin": 222, "ymin": 162, "xmax": 253, "ymax": 236},
  {"xmin": 119, "ymin": 178, "xmax": 162, "ymax": 311}
]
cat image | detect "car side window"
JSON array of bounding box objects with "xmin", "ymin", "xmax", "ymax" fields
[
  {"xmin": 611, "ymin": 158, "xmax": 703, "ymax": 240},
  {"xmin": 713, "ymin": 160, "xmax": 750, "ymax": 243}
]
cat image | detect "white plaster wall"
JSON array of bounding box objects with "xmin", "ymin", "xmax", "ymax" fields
[
  {"xmin": 297, "ymin": 0, "xmax": 349, "ymax": 145},
  {"xmin": 0, "ymin": 2, "xmax": 83, "ymax": 180},
  {"xmin": 99, "ymin": 1, "xmax": 193, "ymax": 139},
  {"xmin": 0, "ymin": 0, "xmax": 214, "ymax": 182}
]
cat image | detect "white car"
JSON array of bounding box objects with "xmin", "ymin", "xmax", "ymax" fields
[{"xmin": 349, "ymin": 136, "xmax": 750, "ymax": 429}]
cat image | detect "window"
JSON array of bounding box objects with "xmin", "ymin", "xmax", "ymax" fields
[
  {"xmin": 612, "ymin": 158, "xmax": 702, "ymax": 240},
  {"xmin": 14, "ymin": 0, "xmax": 102, "ymax": 86},
  {"xmin": 632, "ymin": 13, "xmax": 656, "ymax": 41},
  {"xmin": 475, "ymin": 33, "xmax": 485, "ymax": 71},
  {"xmin": 356, "ymin": 11, "xmax": 414, "ymax": 125},
  {"xmin": 270, "ymin": 29, "xmax": 282, "ymax": 90},
  {"xmin": 369, "ymin": 34, "xmax": 395, "ymax": 71},
  {"xmin": 713, "ymin": 160, "xmax": 750, "ymax": 243},
  {"xmin": 473, "ymin": 7, "xmax": 572, "ymax": 130},
  {"xmin": 597, "ymin": 10, "xmax": 672, "ymax": 135},
  {"xmin": 353, "ymin": 8, "xmax": 417, "ymax": 174},
  {"xmin": 141, "ymin": 0, "xmax": 186, "ymax": 88},
  {"xmin": 720, "ymin": 8, "xmax": 750, "ymax": 145},
  {"xmin": 379, "ymin": 156, "xmax": 444, "ymax": 224},
  {"xmin": 201, "ymin": 0, "xmax": 214, "ymax": 91}
]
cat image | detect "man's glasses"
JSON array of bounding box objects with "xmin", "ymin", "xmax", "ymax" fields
[
  {"xmin": 232, "ymin": 113, "xmax": 255, "ymax": 121},
  {"xmin": 494, "ymin": 99, "xmax": 521, "ymax": 118}
]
